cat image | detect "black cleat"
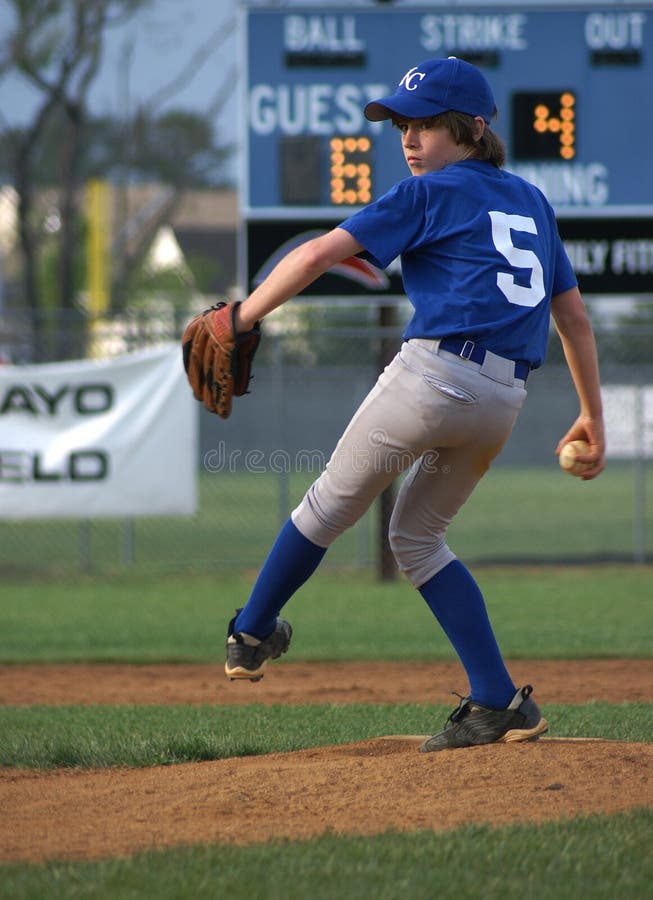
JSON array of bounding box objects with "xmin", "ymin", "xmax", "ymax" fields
[
  {"xmin": 421, "ymin": 685, "xmax": 548, "ymax": 752},
  {"xmin": 225, "ymin": 610, "xmax": 292, "ymax": 681}
]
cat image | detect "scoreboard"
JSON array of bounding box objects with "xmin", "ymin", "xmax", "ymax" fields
[
  {"xmin": 243, "ymin": 5, "xmax": 653, "ymax": 293},
  {"xmin": 244, "ymin": 5, "xmax": 652, "ymax": 215}
]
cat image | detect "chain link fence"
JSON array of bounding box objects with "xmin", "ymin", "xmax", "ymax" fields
[{"xmin": 1, "ymin": 299, "xmax": 651, "ymax": 577}]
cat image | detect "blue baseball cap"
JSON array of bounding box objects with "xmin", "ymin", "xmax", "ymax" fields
[{"xmin": 364, "ymin": 57, "xmax": 495, "ymax": 124}]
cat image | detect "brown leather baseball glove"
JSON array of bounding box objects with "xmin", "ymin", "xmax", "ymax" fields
[{"xmin": 181, "ymin": 301, "xmax": 261, "ymax": 419}]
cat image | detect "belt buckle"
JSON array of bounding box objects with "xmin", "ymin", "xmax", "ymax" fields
[{"xmin": 460, "ymin": 340, "xmax": 475, "ymax": 360}]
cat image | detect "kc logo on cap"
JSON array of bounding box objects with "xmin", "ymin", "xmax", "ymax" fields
[{"xmin": 399, "ymin": 66, "xmax": 427, "ymax": 92}]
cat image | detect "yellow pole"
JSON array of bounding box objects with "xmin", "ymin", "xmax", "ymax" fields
[{"xmin": 86, "ymin": 178, "xmax": 110, "ymax": 318}]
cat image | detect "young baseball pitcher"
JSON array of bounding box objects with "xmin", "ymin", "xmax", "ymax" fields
[{"xmin": 187, "ymin": 57, "xmax": 605, "ymax": 751}]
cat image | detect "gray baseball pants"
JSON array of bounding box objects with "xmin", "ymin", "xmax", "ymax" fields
[{"xmin": 292, "ymin": 338, "xmax": 527, "ymax": 587}]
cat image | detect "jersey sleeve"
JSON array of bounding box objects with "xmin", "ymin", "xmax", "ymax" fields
[{"xmin": 339, "ymin": 179, "xmax": 427, "ymax": 269}]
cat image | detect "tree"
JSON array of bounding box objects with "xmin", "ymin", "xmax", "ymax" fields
[
  {"xmin": 77, "ymin": 105, "xmax": 233, "ymax": 312},
  {"xmin": 0, "ymin": 0, "xmax": 235, "ymax": 359},
  {"xmin": 0, "ymin": 1, "xmax": 152, "ymax": 357}
]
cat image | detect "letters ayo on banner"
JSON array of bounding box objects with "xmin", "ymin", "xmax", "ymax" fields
[{"xmin": 0, "ymin": 344, "xmax": 197, "ymax": 519}]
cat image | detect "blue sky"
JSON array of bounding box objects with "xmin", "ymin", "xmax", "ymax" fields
[{"xmin": 0, "ymin": 1, "xmax": 236, "ymax": 125}]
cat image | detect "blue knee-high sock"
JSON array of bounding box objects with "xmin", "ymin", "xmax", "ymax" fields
[
  {"xmin": 234, "ymin": 518, "xmax": 327, "ymax": 639},
  {"xmin": 419, "ymin": 560, "xmax": 516, "ymax": 708}
]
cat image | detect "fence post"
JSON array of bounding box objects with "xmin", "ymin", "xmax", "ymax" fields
[{"xmin": 633, "ymin": 385, "xmax": 647, "ymax": 562}]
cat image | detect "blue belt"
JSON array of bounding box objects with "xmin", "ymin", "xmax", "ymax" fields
[{"xmin": 438, "ymin": 337, "xmax": 530, "ymax": 382}]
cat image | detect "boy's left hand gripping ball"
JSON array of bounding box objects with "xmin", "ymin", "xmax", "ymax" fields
[{"xmin": 182, "ymin": 301, "xmax": 261, "ymax": 419}]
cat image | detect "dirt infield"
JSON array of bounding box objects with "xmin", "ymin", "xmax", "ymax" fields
[{"xmin": 1, "ymin": 660, "xmax": 652, "ymax": 863}]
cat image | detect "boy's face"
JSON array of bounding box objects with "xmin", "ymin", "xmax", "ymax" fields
[{"xmin": 393, "ymin": 115, "xmax": 483, "ymax": 175}]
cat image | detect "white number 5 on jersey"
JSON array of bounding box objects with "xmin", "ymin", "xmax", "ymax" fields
[{"xmin": 489, "ymin": 211, "xmax": 545, "ymax": 308}]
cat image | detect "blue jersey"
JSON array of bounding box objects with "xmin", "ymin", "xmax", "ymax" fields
[{"xmin": 339, "ymin": 159, "xmax": 576, "ymax": 368}]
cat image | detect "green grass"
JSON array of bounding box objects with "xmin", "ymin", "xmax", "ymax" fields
[
  {"xmin": 447, "ymin": 462, "xmax": 651, "ymax": 562},
  {"xmin": 0, "ymin": 463, "xmax": 650, "ymax": 577},
  {"xmin": 0, "ymin": 702, "xmax": 650, "ymax": 769},
  {"xmin": 0, "ymin": 566, "xmax": 651, "ymax": 662},
  {"xmin": 0, "ymin": 564, "xmax": 650, "ymax": 892},
  {"xmin": 0, "ymin": 471, "xmax": 375, "ymax": 576},
  {"xmin": 1, "ymin": 809, "xmax": 651, "ymax": 900}
]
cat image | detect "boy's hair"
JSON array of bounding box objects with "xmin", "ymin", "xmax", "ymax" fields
[
  {"xmin": 393, "ymin": 110, "xmax": 506, "ymax": 168},
  {"xmin": 441, "ymin": 110, "xmax": 506, "ymax": 167}
]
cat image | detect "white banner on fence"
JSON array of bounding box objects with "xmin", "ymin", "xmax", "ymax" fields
[
  {"xmin": 0, "ymin": 344, "xmax": 197, "ymax": 519},
  {"xmin": 603, "ymin": 385, "xmax": 653, "ymax": 459}
]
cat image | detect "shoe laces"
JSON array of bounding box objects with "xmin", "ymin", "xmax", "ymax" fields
[{"xmin": 445, "ymin": 691, "xmax": 472, "ymax": 726}]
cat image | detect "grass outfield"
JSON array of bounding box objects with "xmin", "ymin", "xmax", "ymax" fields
[
  {"xmin": 1, "ymin": 567, "xmax": 651, "ymax": 896},
  {"xmin": 0, "ymin": 463, "xmax": 650, "ymax": 576},
  {"xmin": 0, "ymin": 566, "xmax": 650, "ymax": 662},
  {"xmin": 1, "ymin": 810, "xmax": 652, "ymax": 900}
]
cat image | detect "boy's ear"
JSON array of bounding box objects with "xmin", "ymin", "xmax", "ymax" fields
[{"xmin": 472, "ymin": 116, "xmax": 486, "ymax": 142}]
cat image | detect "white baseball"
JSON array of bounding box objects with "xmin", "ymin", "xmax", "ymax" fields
[{"xmin": 559, "ymin": 440, "xmax": 592, "ymax": 476}]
